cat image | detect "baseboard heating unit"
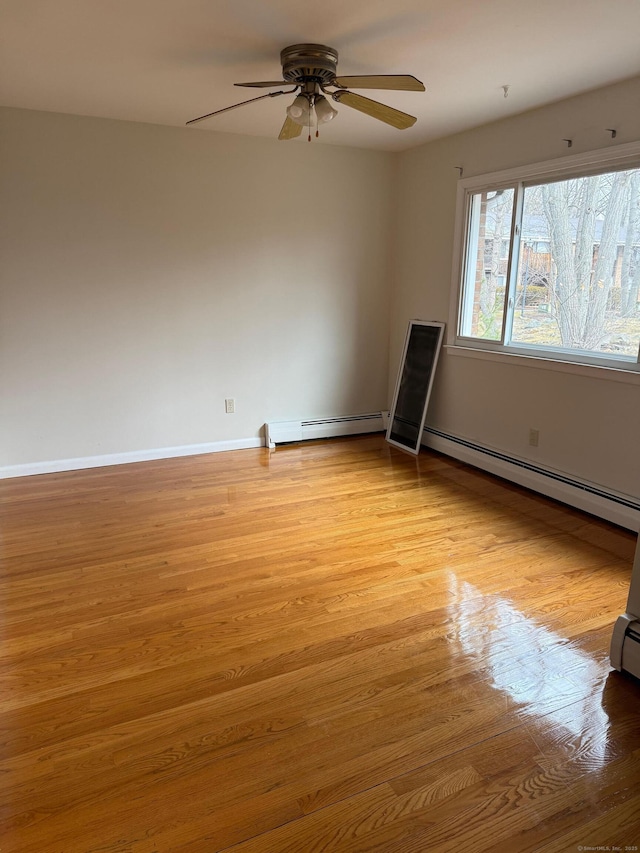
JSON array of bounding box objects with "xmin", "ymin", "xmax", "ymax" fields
[
  {"xmin": 265, "ymin": 412, "xmax": 388, "ymax": 449},
  {"xmin": 423, "ymin": 427, "xmax": 640, "ymax": 532},
  {"xmin": 611, "ymin": 535, "xmax": 640, "ymax": 679}
]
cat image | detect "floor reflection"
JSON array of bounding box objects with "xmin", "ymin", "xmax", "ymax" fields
[{"xmin": 447, "ymin": 573, "xmax": 615, "ymax": 767}]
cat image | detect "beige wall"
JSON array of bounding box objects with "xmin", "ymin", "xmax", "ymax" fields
[
  {"xmin": 393, "ymin": 76, "xmax": 640, "ymax": 500},
  {"xmin": 3, "ymin": 77, "xmax": 639, "ymax": 497},
  {"xmin": 0, "ymin": 107, "xmax": 393, "ymax": 467}
]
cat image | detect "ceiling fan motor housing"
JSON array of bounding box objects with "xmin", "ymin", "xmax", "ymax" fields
[{"xmin": 280, "ymin": 44, "xmax": 339, "ymax": 85}]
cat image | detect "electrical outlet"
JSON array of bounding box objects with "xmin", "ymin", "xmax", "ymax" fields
[
  {"xmin": 225, "ymin": 398, "xmax": 235, "ymax": 414},
  {"xmin": 529, "ymin": 428, "xmax": 539, "ymax": 447}
]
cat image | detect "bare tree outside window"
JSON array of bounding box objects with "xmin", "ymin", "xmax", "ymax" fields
[{"xmin": 459, "ymin": 164, "xmax": 640, "ymax": 365}]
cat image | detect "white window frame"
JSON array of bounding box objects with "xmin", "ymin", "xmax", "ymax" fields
[{"xmin": 448, "ymin": 141, "xmax": 640, "ymax": 380}]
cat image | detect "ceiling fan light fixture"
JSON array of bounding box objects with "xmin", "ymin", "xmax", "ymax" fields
[
  {"xmin": 186, "ymin": 44, "xmax": 425, "ymax": 138},
  {"xmin": 286, "ymin": 94, "xmax": 312, "ymax": 126},
  {"xmin": 314, "ymin": 95, "xmax": 338, "ymax": 124}
]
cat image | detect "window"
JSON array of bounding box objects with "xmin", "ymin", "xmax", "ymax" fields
[{"xmin": 454, "ymin": 147, "xmax": 640, "ymax": 371}]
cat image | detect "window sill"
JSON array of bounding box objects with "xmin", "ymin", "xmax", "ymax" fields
[{"xmin": 445, "ymin": 343, "xmax": 640, "ymax": 386}]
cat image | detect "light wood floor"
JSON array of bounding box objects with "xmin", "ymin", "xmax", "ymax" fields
[{"xmin": 2, "ymin": 435, "xmax": 639, "ymax": 852}]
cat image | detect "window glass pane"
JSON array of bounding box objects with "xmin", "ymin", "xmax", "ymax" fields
[
  {"xmin": 511, "ymin": 169, "xmax": 640, "ymax": 360},
  {"xmin": 459, "ymin": 188, "xmax": 514, "ymax": 341}
]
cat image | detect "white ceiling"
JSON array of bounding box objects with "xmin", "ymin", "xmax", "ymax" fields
[{"xmin": 1, "ymin": 0, "xmax": 639, "ymax": 152}]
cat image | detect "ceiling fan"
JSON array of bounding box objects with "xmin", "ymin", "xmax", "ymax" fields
[{"xmin": 186, "ymin": 43, "xmax": 425, "ymax": 140}]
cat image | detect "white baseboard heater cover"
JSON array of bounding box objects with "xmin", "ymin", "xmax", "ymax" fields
[
  {"xmin": 611, "ymin": 536, "xmax": 640, "ymax": 679},
  {"xmin": 266, "ymin": 412, "xmax": 388, "ymax": 449},
  {"xmin": 423, "ymin": 427, "xmax": 640, "ymax": 532},
  {"xmin": 611, "ymin": 616, "xmax": 640, "ymax": 679}
]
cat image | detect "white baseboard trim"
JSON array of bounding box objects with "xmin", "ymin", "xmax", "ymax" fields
[
  {"xmin": 0, "ymin": 437, "xmax": 263, "ymax": 480},
  {"xmin": 6, "ymin": 428, "xmax": 637, "ymax": 534},
  {"xmin": 423, "ymin": 428, "xmax": 640, "ymax": 532}
]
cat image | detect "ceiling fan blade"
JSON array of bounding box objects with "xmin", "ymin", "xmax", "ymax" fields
[
  {"xmin": 278, "ymin": 116, "xmax": 303, "ymax": 141},
  {"xmin": 333, "ymin": 75, "xmax": 425, "ymax": 92},
  {"xmin": 186, "ymin": 90, "xmax": 294, "ymax": 125},
  {"xmin": 332, "ymin": 91, "xmax": 417, "ymax": 130},
  {"xmin": 235, "ymin": 80, "xmax": 291, "ymax": 88}
]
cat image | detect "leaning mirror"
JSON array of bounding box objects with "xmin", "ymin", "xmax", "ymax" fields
[{"xmin": 386, "ymin": 320, "xmax": 445, "ymax": 455}]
